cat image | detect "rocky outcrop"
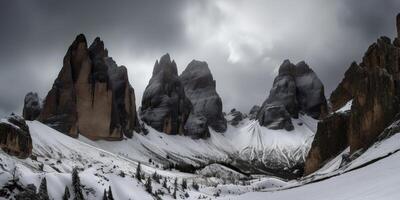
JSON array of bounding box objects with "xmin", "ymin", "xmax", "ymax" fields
[
  {"xmin": 228, "ymin": 109, "xmax": 244, "ymax": 126},
  {"xmin": 257, "ymin": 105, "xmax": 294, "ymax": 131},
  {"xmin": 248, "ymin": 105, "xmax": 260, "ymax": 120},
  {"xmin": 38, "ymin": 34, "xmax": 140, "ymax": 140},
  {"xmin": 140, "ymin": 54, "xmax": 192, "ymax": 136},
  {"xmin": 22, "ymin": 92, "xmax": 42, "ymax": 121},
  {"xmin": 180, "ymin": 60, "xmax": 227, "ymax": 135},
  {"xmin": 329, "ymin": 62, "xmax": 363, "ymax": 111},
  {"xmin": 329, "ymin": 36, "xmax": 400, "ymax": 153},
  {"xmin": 256, "ymin": 60, "xmax": 327, "ymax": 130},
  {"xmin": 305, "ymin": 15, "xmax": 400, "ymax": 174},
  {"xmin": 304, "ymin": 111, "xmax": 350, "ymax": 175},
  {"xmin": 0, "ymin": 114, "xmax": 32, "ymax": 158}
]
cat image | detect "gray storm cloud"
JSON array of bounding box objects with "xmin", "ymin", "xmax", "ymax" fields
[{"xmin": 0, "ymin": 0, "xmax": 399, "ymax": 117}]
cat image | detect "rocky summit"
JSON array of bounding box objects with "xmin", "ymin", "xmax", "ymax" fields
[
  {"xmin": 256, "ymin": 60, "xmax": 327, "ymax": 131},
  {"xmin": 305, "ymin": 15, "xmax": 400, "ymax": 174},
  {"xmin": 38, "ymin": 34, "xmax": 140, "ymax": 140},
  {"xmin": 180, "ymin": 60, "xmax": 227, "ymax": 135},
  {"xmin": 22, "ymin": 92, "xmax": 42, "ymax": 121},
  {"xmin": 140, "ymin": 54, "xmax": 193, "ymax": 136},
  {"xmin": 0, "ymin": 114, "xmax": 32, "ymax": 158}
]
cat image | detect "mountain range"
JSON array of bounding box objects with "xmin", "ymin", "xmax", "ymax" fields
[{"xmin": 1, "ymin": 12, "xmax": 400, "ymax": 200}]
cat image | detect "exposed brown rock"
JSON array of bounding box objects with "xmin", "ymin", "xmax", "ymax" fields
[
  {"xmin": 348, "ymin": 37, "xmax": 400, "ymax": 152},
  {"xmin": 305, "ymin": 17, "xmax": 400, "ymax": 175},
  {"xmin": 329, "ymin": 62, "xmax": 363, "ymax": 111},
  {"xmin": 38, "ymin": 34, "xmax": 139, "ymax": 140},
  {"xmin": 0, "ymin": 114, "xmax": 32, "ymax": 158},
  {"xmin": 304, "ymin": 112, "xmax": 350, "ymax": 175}
]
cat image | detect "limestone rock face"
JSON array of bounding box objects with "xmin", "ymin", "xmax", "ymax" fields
[
  {"xmin": 329, "ymin": 62, "xmax": 363, "ymax": 111},
  {"xmin": 329, "ymin": 36, "xmax": 400, "ymax": 152},
  {"xmin": 305, "ymin": 18, "xmax": 400, "ymax": 174},
  {"xmin": 140, "ymin": 54, "xmax": 192, "ymax": 136},
  {"xmin": 38, "ymin": 34, "xmax": 139, "ymax": 140},
  {"xmin": 304, "ymin": 111, "xmax": 350, "ymax": 175},
  {"xmin": 22, "ymin": 92, "xmax": 42, "ymax": 120},
  {"xmin": 180, "ymin": 60, "xmax": 227, "ymax": 135},
  {"xmin": 256, "ymin": 60, "xmax": 327, "ymax": 130},
  {"xmin": 257, "ymin": 105, "xmax": 294, "ymax": 131},
  {"xmin": 0, "ymin": 114, "xmax": 32, "ymax": 158}
]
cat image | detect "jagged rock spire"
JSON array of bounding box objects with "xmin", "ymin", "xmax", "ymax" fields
[
  {"xmin": 38, "ymin": 34, "xmax": 140, "ymax": 140},
  {"xmin": 180, "ymin": 60, "xmax": 227, "ymax": 134}
]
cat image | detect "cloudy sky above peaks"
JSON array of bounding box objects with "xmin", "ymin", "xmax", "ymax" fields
[{"xmin": 0, "ymin": 0, "xmax": 399, "ymax": 117}]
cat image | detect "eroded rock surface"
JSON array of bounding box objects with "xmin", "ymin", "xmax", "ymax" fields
[
  {"xmin": 140, "ymin": 54, "xmax": 192, "ymax": 136},
  {"xmin": 228, "ymin": 109, "xmax": 245, "ymax": 126},
  {"xmin": 22, "ymin": 92, "xmax": 41, "ymax": 121},
  {"xmin": 180, "ymin": 60, "xmax": 227, "ymax": 136},
  {"xmin": 39, "ymin": 34, "xmax": 139, "ymax": 140},
  {"xmin": 305, "ymin": 16, "xmax": 400, "ymax": 174},
  {"xmin": 256, "ymin": 60, "xmax": 327, "ymax": 130},
  {"xmin": 0, "ymin": 114, "xmax": 32, "ymax": 158},
  {"xmin": 304, "ymin": 111, "xmax": 350, "ymax": 175}
]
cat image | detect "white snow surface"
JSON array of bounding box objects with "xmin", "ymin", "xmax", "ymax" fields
[
  {"xmin": 335, "ymin": 99, "xmax": 353, "ymax": 113},
  {"xmin": 80, "ymin": 115, "xmax": 317, "ymax": 171},
  {"xmin": 1, "ymin": 117, "xmax": 399, "ymax": 199}
]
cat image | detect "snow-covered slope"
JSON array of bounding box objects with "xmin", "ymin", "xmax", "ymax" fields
[
  {"xmin": 0, "ymin": 121, "xmax": 194, "ymax": 199},
  {"xmin": 1, "ymin": 118, "xmax": 399, "ymax": 199},
  {"xmin": 215, "ymin": 128, "xmax": 400, "ymax": 200},
  {"xmin": 80, "ymin": 114, "xmax": 317, "ymax": 175}
]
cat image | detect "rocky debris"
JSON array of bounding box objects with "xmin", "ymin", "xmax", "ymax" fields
[
  {"xmin": 22, "ymin": 92, "xmax": 41, "ymax": 121},
  {"xmin": 248, "ymin": 105, "xmax": 260, "ymax": 120},
  {"xmin": 257, "ymin": 105, "xmax": 294, "ymax": 131},
  {"xmin": 180, "ymin": 60, "xmax": 227, "ymax": 135},
  {"xmin": 256, "ymin": 60, "xmax": 327, "ymax": 130},
  {"xmin": 0, "ymin": 114, "xmax": 32, "ymax": 158},
  {"xmin": 140, "ymin": 54, "xmax": 192, "ymax": 136},
  {"xmin": 228, "ymin": 109, "xmax": 244, "ymax": 126},
  {"xmin": 305, "ymin": 16, "xmax": 400, "ymax": 174},
  {"xmin": 304, "ymin": 111, "xmax": 350, "ymax": 175},
  {"xmin": 38, "ymin": 34, "xmax": 140, "ymax": 140}
]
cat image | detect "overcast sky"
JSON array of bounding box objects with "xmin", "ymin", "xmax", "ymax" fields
[{"xmin": 0, "ymin": 0, "xmax": 399, "ymax": 117}]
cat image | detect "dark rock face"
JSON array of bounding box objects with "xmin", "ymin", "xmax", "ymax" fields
[
  {"xmin": 140, "ymin": 54, "xmax": 192, "ymax": 136},
  {"xmin": 397, "ymin": 13, "xmax": 400, "ymax": 39},
  {"xmin": 329, "ymin": 62, "xmax": 363, "ymax": 111},
  {"xmin": 22, "ymin": 92, "xmax": 41, "ymax": 121},
  {"xmin": 38, "ymin": 34, "xmax": 140, "ymax": 140},
  {"xmin": 305, "ymin": 16, "xmax": 400, "ymax": 174},
  {"xmin": 257, "ymin": 105, "xmax": 294, "ymax": 131},
  {"xmin": 180, "ymin": 60, "xmax": 227, "ymax": 135},
  {"xmin": 228, "ymin": 109, "xmax": 244, "ymax": 126},
  {"xmin": 256, "ymin": 60, "xmax": 327, "ymax": 130},
  {"xmin": 0, "ymin": 114, "xmax": 32, "ymax": 158},
  {"xmin": 329, "ymin": 36, "xmax": 400, "ymax": 153},
  {"xmin": 304, "ymin": 111, "xmax": 350, "ymax": 175},
  {"xmin": 248, "ymin": 105, "xmax": 260, "ymax": 120}
]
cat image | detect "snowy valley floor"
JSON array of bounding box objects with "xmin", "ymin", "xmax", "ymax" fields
[{"xmin": 0, "ymin": 119, "xmax": 399, "ymax": 199}]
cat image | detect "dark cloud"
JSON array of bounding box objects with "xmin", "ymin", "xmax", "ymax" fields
[{"xmin": 0, "ymin": 0, "xmax": 399, "ymax": 117}]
